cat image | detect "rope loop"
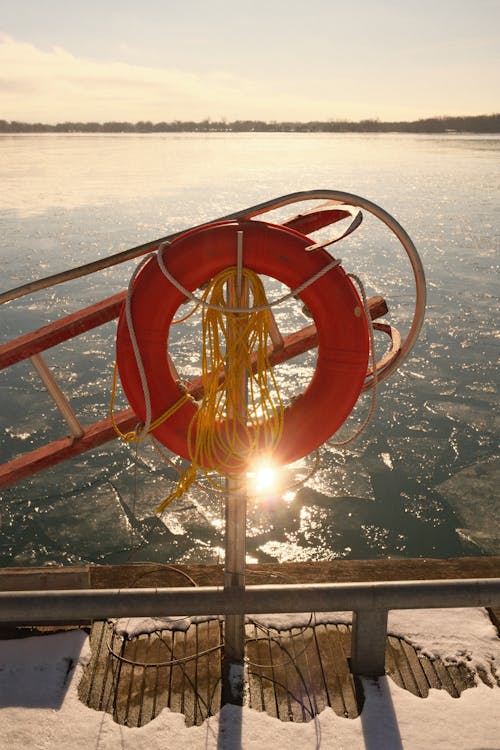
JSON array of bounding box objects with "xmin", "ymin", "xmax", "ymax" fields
[{"xmin": 156, "ymin": 239, "xmax": 342, "ymax": 315}]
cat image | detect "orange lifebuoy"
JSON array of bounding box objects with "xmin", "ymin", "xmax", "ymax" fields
[{"xmin": 116, "ymin": 219, "xmax": 369, "ymax": 469}]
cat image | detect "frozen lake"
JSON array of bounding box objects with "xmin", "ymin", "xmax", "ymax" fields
[{"xmin": 0, "ymin": 132, "xmax": 498, "ymax": 566}]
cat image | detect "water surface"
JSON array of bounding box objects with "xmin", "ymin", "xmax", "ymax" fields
[{"xmin": 0, "ymin": 133, "xmax": 498, "ymax": 566}]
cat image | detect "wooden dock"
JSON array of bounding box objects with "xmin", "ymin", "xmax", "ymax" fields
[
  {"xmin": 78, "ymin": 617, "xmax": 488, "ymax": 727},
  {"xmin": 1, "ymin": 557, "xmax": 499, "ymax": 727}
]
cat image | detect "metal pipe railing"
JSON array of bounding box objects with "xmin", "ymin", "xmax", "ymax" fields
[
  {"xmin": 2, "ymin": 579, "xmax": 498, "ymax": 622},
  {"xmin": 3, "ymin": 578, "xmax": 498, "ymax": 677}
]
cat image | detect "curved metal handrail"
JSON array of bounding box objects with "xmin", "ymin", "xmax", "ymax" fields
[{"xmin": 0, "ymin": 190, "xmax": 426, "ymax": 378}]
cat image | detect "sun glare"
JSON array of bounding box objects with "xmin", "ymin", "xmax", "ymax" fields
[
  {"xmin": 247, "ymin": 463, "xmax": 278, "ymax": 496},
  {"xmin": 255, "ymin": 466, "xmax": 276, "ymax": 493}
]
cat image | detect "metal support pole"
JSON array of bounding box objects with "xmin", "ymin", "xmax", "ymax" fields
[
  {"xmin": 224, "ymin": 475, "xmax": 247, "ymax": 662},
  {"xmin": 222, "ymin": 474, "xmax": 246, "ymax": 703},
  {"xmin": 222, "ymin": 230, "xmax": 248, "ymax": 703},
  {"xmin": 351, "ymin": 608, "xmax": 388, "ymax": 676}
]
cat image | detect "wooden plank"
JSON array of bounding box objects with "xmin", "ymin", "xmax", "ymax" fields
[
  {"xmin": 182, "ymin": 627, "xmax": 198, "ymax": 724},
  {"xmin": 0, "ymin": 292, "xmax": 127, "ymax": 369},
  {"xmin": 385, "ymin": 635, "xmax": 404, "ymax": 689},
  {"xmin": 165, "ymin": 630, "xmax": 178, "ymax": 713},
  {"xmin": 78, "ymin": 616, "xmax": 490, "ymax": 728},
  {"xmin": 329, "ymin": 623, "xmax": 361, "ymax": 718},
  {"xmin": 148, "ymin": 631, "xmax": 171, "ymax": 721},
  {"xmin": 137, "ymin": 634, "xmax": 158, "ymax": 726},
  {"xmin": 171, "ymin": 631, "xmax": 185, "ymax": 717},
  {"xmin": 89, "ymin": 562, "xmax": 225, "ymax": 589},
  {"xmin": 431, "ymin": 657, "xmax": 460, "ymax": 698},
  {"xmin": 446, "ymin": 663, "xmax": 472, "ymax": 696},
  {"xmin": 103, "ymin": 626, "xmax": 125, "ymax": 716},
  {"xmin": 285, "ymin": 626, "xmax": 316, "ymax": 721},
  {"xmin": 192, "ymin": 623, "xmax": 203, "ymax": 724},
  {"xmin": 281, "ymin": 630, "xmax": 300, "ymax": 721},
  {"xmin": 6, "ymin": 560, "xmax": 497, "ymax": 722},
  {"xmin": 246, "ymin": 623, "xmax": 265, "ymax": 713},
  {"xmin": 262, "ymin": 630, "xmax": 283, "ymax": 719},
  {"xmin": 399, "ymin": 639, "xmax": 431, "ymax": 697},
  {"xmin": 297, "ymin": 627, "xmax": 324, "ymax": 717},
  {"xmin": 268, "ymin": 630, "xmax": 291, "ymax": 720},
  {"xmin": 150, "ymin": 636, "xmax": 166, "ymax": 722},
  {"xmin": 418, "ymin": 653, "xmax": 445, "ymax": 691},
  {"xmin": 246, "ymin": 624, "xmax": 261, "ymax": 709},
  {"xmin": 456, "ymin": 662, "xmax": 480, "ymax": 690},
  {"xmin": 46, "ymin": 557, "xmax": 499, "ymax": 595},
  {"xmin": 0, "ymin": 408, "xmax": 137, "ymax": 488},
  {"xmin": 387, "ymin": 636, "xmax": 420, "ymax": 696},
  {"xmin": 139, "ymin": 633, "xmax": 163, "ymax": 725},
  {"xmin": 0, "ymin": 566, "xmax": 89, "ymax": 591},
  {"xmin": 310, "ymin": 625, "xmax": 333, "ymax": 710},
  {"xmin": 119, "ymin": 634, "xmax": 140, "ymax": 723},
  {"xmin": 315, "ymin": 623, "xmax": 350, "ymax": 717},
  {"xmin": 202, "ymin": 619, "xmax": 222, "ymax": 720}
]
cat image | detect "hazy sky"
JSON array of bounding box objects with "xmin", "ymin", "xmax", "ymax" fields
[{"xmin": 1, "ymin": 0, "xmax": 499, "ymax": 123}]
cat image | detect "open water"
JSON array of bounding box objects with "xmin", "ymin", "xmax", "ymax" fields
[{"xmin": 0, "ymin": 132, "xmax": 498, "ymax": 567}]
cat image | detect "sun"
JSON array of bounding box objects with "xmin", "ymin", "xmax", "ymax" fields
[{"xmin": 247, "ymin": 462, "xmax": 278, "ymax": 496}]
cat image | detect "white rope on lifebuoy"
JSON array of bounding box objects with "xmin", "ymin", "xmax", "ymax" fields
[
  {"xmin": 155, "ymin": 239, "xmax": 342, "ymax": 314},
  {"xmin": 123, "ymin": 253, "xmax": 156, "ymax": 440}
]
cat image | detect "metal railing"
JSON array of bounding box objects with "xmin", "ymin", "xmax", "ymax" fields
[{"xmin": 1, "ymin": 577, "xmax": 499, "ymax": 676}]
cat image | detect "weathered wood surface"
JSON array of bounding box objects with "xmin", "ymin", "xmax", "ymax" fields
[
  {"xmin": 79, "ymin": 619, "xmax": 224, "ymax": 728},
  {"xmin": 2, "ymin": 557, "xmax": 498, "ymax": 586},
  {"xmin": 78, "ymin": 617, "xmax": 493, "ymax": 728}
]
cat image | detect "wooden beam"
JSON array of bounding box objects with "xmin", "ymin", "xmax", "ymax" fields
[
  {"xmin": 0, "ymin": 408, "xmax": 137, "ymax": 487},
  {"xmin": 0, "ymin": 291, "xmax": 126, "ymax": 369}
]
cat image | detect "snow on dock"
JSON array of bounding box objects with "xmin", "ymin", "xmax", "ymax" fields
[{"xmin": 1, "ymin": 558, "xmax": 499, "ymax": 748}]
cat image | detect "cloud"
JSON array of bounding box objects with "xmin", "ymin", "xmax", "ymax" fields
[
  {"xmin": 0, "ymin": 33, "xmax": 386, "ymax": 123},
  {"xmin": 0, "ymin": 34, "xmax": 216, "ymax": 121},
  {"xmin": 2, "ymin": 32, "xmax": 495, "ymax": 124},
  {"xmin": 0, "ymin": 33, "xmax": 322, "ymax": 122}
]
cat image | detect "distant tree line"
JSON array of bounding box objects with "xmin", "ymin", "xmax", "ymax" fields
[{"xmin": 1, "ymin": 114, "xmax": 499, "ymax": 134}]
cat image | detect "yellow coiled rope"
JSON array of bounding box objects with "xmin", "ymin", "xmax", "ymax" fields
[
  {"xmin": 111, "ymin": 266, "xmax": 284, "ymax": 512},
  {"xmin": 157, "ymin": 266, "xmax": 284, "ymax": 511}
]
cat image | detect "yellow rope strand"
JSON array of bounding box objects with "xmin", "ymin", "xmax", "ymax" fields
[
  {"xmin": 110, "ymin": 360, "xmax": 193, "ymax": 443},
  {"xmin": 171, "ymin": 300, "xmax": 201, "ymax": 325}
]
